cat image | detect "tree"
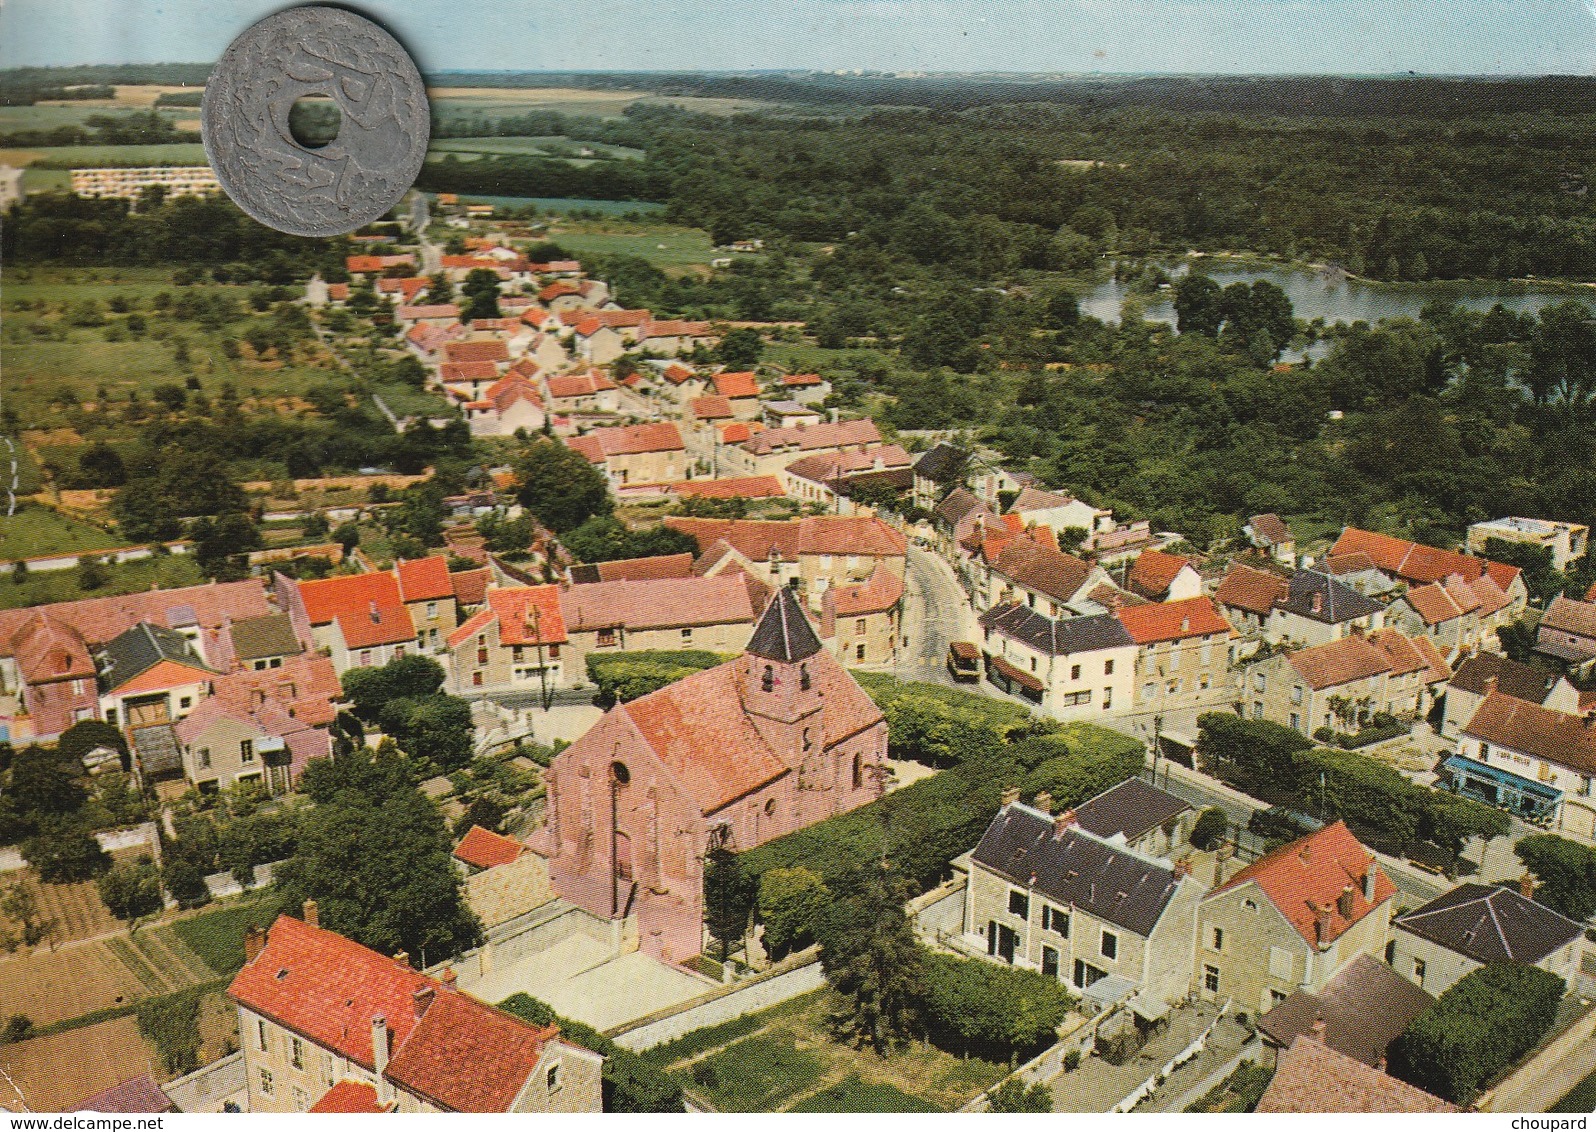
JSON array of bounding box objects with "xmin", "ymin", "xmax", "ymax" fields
[
  {"xmin": 340, "ymin": 654, "xmax": 448, "ymax": 721},
  {"xmin": 97, "ymin": 857, "xmax": 163, "ymax": 923},
  {"xmin": 1190, "ymin": 807, "xmax": 1229, "ymax": 851},
  {"xmin": 332, "ymin": 520, "xmax": 363, "ymax": 556},
  {"xmin": 378, "ymin": 695, "xmax": 475, "ymax": 772},
  {"xmin": 426, "ymin": 271, "xmax": 454, "ymax": 304},
  {"xmin": 0, "ymin": 884, "xmax": 53, "ymax": 948},
  {"xmin": 77, "ymin": 442, "xmax": 127, "ymax": 487},
  {"xmin": 190, "ymin": 511, "xmax": 263, "ymax": 582},
  {"xmin": 384, "ymin": 480, "xmax": 449, "ymax": 548},
  {"xmin": 110, "ymin": 447, "xmax": 250, "ymax": 543},
  {"xmin": 162, "ymin": 857, "xmax": 211, "ymax": 908},
  {"xmin": 559, "ymin": 515, "xmax": 697, "ymax": 564},
  {"xmin": 987, "ymin": 1078, "xmax": 1054, "ymax": 1113},
  {"xmin": 920, "ymin": 952, "xmax": 1072, "ymax": 1059},
  {"xmin": 77, "ymin": 554, "xmax": 110, "ymax": 591},
  {"xmin": 1173, "ymin": 273, "xmax": 1223, "ymax": 336},
  {"xmin": 514, "ymin": 438, "xmax": 613, "ymax": 533},
  {"xmin": 23, "ymin": 820, "xmax": 110, "ymax": 883},
  {"xmin": 715, "ymin": 327, "xmax": 763, "ymax": 370},
  {"xmin": 703, "ymin": 844, "xmax": 754, "ymax": 963},
  {"xmin": 56, "ymin": 721, "xmax": 126, "ymax": 770},
  {"xmin": 453, "ymin": 796, "xmax": 509, "ymax": 839},
  {"xmin": 276, "ymin": 749, "xmax": 483, "ymax": 962},
  {"xmin": 460, "ymin": 268, "xmax": 502, "ymax": 321},
  {"xmin": 1514, "ymin": 834, "xmax": 1596, "ymax": 921},
  {"xmin": 757, "ymin": 866, "xmax": 830, "ymax": 959},
  {"xmin": 8, "ymin": 745, "xmax": 86, "ymax": 817},
  {"xmin": 817, "ymin": 861, "xmax": 923, "ymax": 1054}
]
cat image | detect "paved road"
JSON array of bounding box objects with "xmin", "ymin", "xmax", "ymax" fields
[{"xmin": 898, "ymin": 543, "xmax": 978, "ymax": 686}]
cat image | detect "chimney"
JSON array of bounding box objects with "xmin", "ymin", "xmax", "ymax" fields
[
  {"xmin": 1000, "ymin": 786, "xmax": 1021, "ymax": 808},
  {"xmin": 1053, "ymin": 810, "xmax": 1077, "ymax": 838},
  {"xmin": 394, "ymin": 951, "xmax": 409, "ymax": 969},
  {"xmin": 369, "ymin": 601, "xmax": 380, "ymax": 624},
  {"xmin": 1311, "ymin": 591, "xmax": 1324, "ymax": 615},
  {"xmin": 371, "ymin": 1016, "xmax": 392, "ymax": 1102},
  {"xmin": 412, "ymin": 985, "xmax": 435, "ymax": 1021},
  {"xmin": 1310, "ymin": 1015, "xmax": 1327, "ymax": 1041},
  {"xmin": 1363, "ymin": 866, "xmax": 1377, "ymax": 902},
  {"xmin": 1173, "ymin": 858, "xmax": 1192, "ymax": 878},
  {"xmin": 440, "ymin": 968, "xmax": 457, "ymax": 987},
  {"xmin": 302, "ymin": 899, "xmax": 319, "ymax": 928},
  {"xmin": 243, "ymin": 925, "xmax": 268, "ymax": 965},
  {"xmin": 1483, "ymin": 675, "xmax": 1499, "ymax": 697},
  {"xmin": 1033, "ymin": 789, "xmax": 1054, "ymax": 814},
  {"xmin": 1315, "ymin": 903, "xmax": 1333, "ymax": 948},
  {"xmin": 1180, "ymin": 616, "xmax": 1190, "ymax": 633},
  {"xmin": 1519, "ymin": 873, "xmax": 1536, "ymax": 900},
  {"xmin": 1337, "ymin": 885, "xmax": 1356, "ymax": 921}
]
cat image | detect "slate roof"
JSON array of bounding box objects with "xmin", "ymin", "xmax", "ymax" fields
[
  {"xmin": 971, "ymin": 804, "xmax": 1184, "ymax": 937},
  {"xmin": 1213, "ymin": 821, "xmax": 1396, "ymax": 946},
  {"xmin": 1257, "ymin": 954, "xmax": 1433, "ymax": 1066},
  {"xmin": 227, "ymin": 614, "xmax": 303, "ymax": 663},
  {"xmin": 979, "ymin": 603, "xmax": 1134, "ymax": 656},
  {"xmin": 1449, "ymin": 653, "xmax": 1566, "ymax": 705},
  {"xmin": 747, "ymin": 588, "xmax": 823, "ymax": 662},
  {"xmin": 933, "ymin": 487, "xmax": 989, "ymax": 528},
  {"xmin": 96, "ymin": 622, "xmax": 215, "ymax": 693},
  {"xmin": 1072, "ymin": 777, "xmax": 1192, "ymax": 845},
  {"xmin": 913, "ymin": 442, "xmax": 971, "ymax": 485},
  {"xmin": 1256, "ymin": 1037, "xmax": 1457, "ymax": 1113},
  {"xmin": 131, "ymin": 724, "xmax": 183, "ymax": 777},
  {"xmin": 1393, "ymin": 882, "xmax": 1584, "ymax": 966},
  {"xmin": 1462, "ymin": 691, "xmax": 1596, "ymax": 773},
  {"xmin": 1280, "ymin": 571, "xmax": 1383, "ymax": 624}
]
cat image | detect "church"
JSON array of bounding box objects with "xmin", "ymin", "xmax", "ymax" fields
[{"xmin": 535, "ymin": 588, "xmax": 888, "ymax": 961}]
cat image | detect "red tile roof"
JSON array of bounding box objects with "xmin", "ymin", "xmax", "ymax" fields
[
  {"xmin": 1464, "ymin": 691, "xmax": 1596, "ymax": 773},
  {"xmin": 444, "ymin": 339, "xmax": 509, "ymax": 365},
  {"xmin": 453, "ymin": 825, "xmax": 525, "ymax": 870},
  {"xmin": 566, "ymin": 422, "xmax": 685, "ymax": 458},
  {"xmin": 1115, "ymin": 596, "xmax": 1233, "ymax": 644},
  {"xmin": 1248, "ymin": 513, "xmax": 1292, "ymax": 546},
  {"xmin": 827, "ymin": 566, "xmax": 905, "ymax": 617},
  {"xmin": 781, "ymin": 372, "xmax": 823, "ymax": 387},
  {"xmin": 441, "ymin": 361, "xmax": 501, "ymax": 384},
  {"xmin": 295, "ymin": 572, "xmax": 415, "ymax": 649},
  {"xmin": 663, "ymin": 363, "xmax": 697, "ymax": 385},
  {"xmin": 666, "ymin": 515, "xmax": 907, "ymax": 559},
  {"xmin": 9, "ymin": 613, "xmax": 95, "ymax": 683},
  {"xmin": 1331, "ymin": 527, "xmax": 1521, "ymax": 590},
  {"xmin": 382, "ymin": 982, "xmax": 561, "ymax": 1113},
  {"xmin": 561, "ymin": 573, "xmax": 760, "ymax": 633},
  {"xmin": 1125, "ymin": 549, "xmax": 1194, "ymax": 600},
  {"xmin": 1214, "ymin": 821, "xmax": 1396, "ymax": 946},
  {"xmin": 449, "ymin": 586, "xmax": 566, "ymax": 650},
  {"xmin": 743, "ymin": 417, "xmax": 880, "ymax": 456},
  {"xmin": 539, "ymin": 281, "xmax": 580, "ymax": 302},
  {"xmin": 1542, "ymin": 594, "xmax": 1596, "ymax": 639},
  {"xmin": 583, "ymin": 553, "xmax": 696, "ymax": 583},
  {"xmin": 691, "ymin": 395, "xmax": 733, "ymax": 420},
  {"xmin": 1285, "ymin": 633, "xmax": 1393, "ymax": 691},
  {"xmin": 1258, "ymin": 1038, "xmax": 1456, "ymax": 1113},
  {"xmin": 395, "ymin": 557, "xmax": 453, "ymax": 603},
  {"xmin": 0, "ymin": 580, "xmax": 270, "ymax": 663},
  {"xmin": 669, "ymin": 476, "xmax": 786, "ymax": 500},
  {"xmin": 1215, "ymin": 563, "xmax": 1292, "ymax": 617},
  {"xmin": 451, "ymin": 567, "xmax": 492, "ymax": 607},
  {"xmin": 398, "ymin": 302, "xmax": 457, "ymax": 322},
  {"xmin": 309, "ymin": 1081, "xmax": 391, "ymax": 1113},
  {"xmin": 347, "ymin": 254, "xmax": 414, "ymax": 274},
  {"xmin": 378, "ymin": 276, "xmax": 429, "ymax": 298},
  {"xmin": 545, "ymin": 372, "xmax": 615, "ymax": 400},
  {"xmin": 712, "ymin": 371, "xmax": 760, "ymax": 399}
]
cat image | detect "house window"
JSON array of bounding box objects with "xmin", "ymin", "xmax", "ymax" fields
[
  {"xmin": 1104, "ymin": 659, "xmax": 1114, "ymax": 676},
  {"xmin": 549, "ymin": 644, "xmax": 560, "ymax": 660},
  {"xmin": 198, "ymin": 747, "xmax": 212, "ymax": 770},
  {"xmin": 477, "ymin": 647, "xmax": 489, "ymax": 665},
  {"xmin": 293, "ymin": 1087, "xmax": 309, "ymax": 1112},
  {"xmin": 1412, "ymin": 958, "xmax": 1426, "ymax": 986},
  {"xmin": 259, "ymin": 1069, "xmax": 273, "ymax": 1096},
  {"xmin": 1071, "ymin": 664, "xmax": 1081, "ymax": 681},
  {"xmin": 682, "ymin": 627, "xmax": 693, "ymax": 642},
  {"xmin": 1253, "ymin": 673, "xmax": 1266, "ymax": 692},
  {"xmin": 856, "ymin": 619, "xmax": 867, "ymax": 636},
  {"xmin": 1102, "ymin": 688, "xmax": 1112, "ymax": 710},
  {"xmin": 1042, "ymin": 906, "xmax": 1069, "ymax": 937},
  {"xmin": 546, "ymin": 1062, "xmax": 562, "ymax": 1094},
  {"xmin": 1252, "ymin": 701, "xmax": 1264, "ymax": 720},
  {"xmin": 1289, "ymin": 713, "xmax": 1300, "ymax": 731},
  {"xmin": 856, "ymin": 644, "xmax": 866, "ymax": 661},
  {"xmin": 426, "ymin": 602, "xmax": 438, "ymax": 620},
  {"xmin": 1203, "ymin": 964, "xmax": 1220, "ymax": 993},
  {"xmin": 597, "ymin": 629, "xmax": 617, "ymax": 648},
  {"xmin": 179, "ymin": 696, "xmax": 192, "ymax": 711},
  {"xmin": 291, "ymin": 1037, "xmax": 304, "ymax": 1069},
  {"xmin": 1243, "ymin": 899, "xmax": 1259, "ymax": 913},
  {"xmin": 472, "ymin": 671, "xmax": 484, "ymax": 687},
  {"xmin": 241, "ymin": 740, "xmax": 255, "ymax": 763},
  {"xmin": 852, "ymin": 752, "xmax": 863, "ymax": 789},
  {"xmin": 359, "ymin": 650, "xmax": 373, "ymax": 667},
  {"xmin": 1291, "ymin": 685, "xmax": 1304, "ymax": 705},
  {"xmin": 257, "ymin": 1019, "xmax": 269, "ymax": 1052},
  {"xmin": 1008, "ymin": 890, "xmax": 1030, "ymax": 918},
  {"xmin": 105, "ymin": 708, "xmax": 117, "ymax": 726},
  {"xmin": 1210, "ymin": 927, "xmax": 1224, "ymax": 951},
  {"xmin": 394, "ymin": 645, "xmax": 406, "ymax": 659},
  {"xmin": 802, "ymin": 727, "xmax": 812, "ymax": 752},
  {"xmin": 1143, "ymin": 682, "xmax": 1157, "ymax": 701},
  {"xmin": 1269, "ymin": 989, "xmax": 1289, "ymax": 1008},
  {"xmin": 1030, "ymin": 657, "xmax": 1038, "ymax": 672},
  {"xmin": 323, "ymin": 1054, "xmax": 336, "ymax": 1087},
  {"xmin": 1100, "ymin": 931, "xmax": 1118, "ymax": 960}
]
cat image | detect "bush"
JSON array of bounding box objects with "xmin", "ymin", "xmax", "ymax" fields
[
  {"xmin": 586, "ymin": 650, "xmax": 726, "ymax": 705},
  {"xmin": 499, "ymin": 993, "xmax": 684, "ymax": 1112},
  {"xmin": 0, "ymin": 1015, "xmax": 32, "ymax": 1045},
  {"xmin": 757, "ymin": 867, "xmax": 829, "ymax": 959},
  {"xmin": 23, "ymin": 821, "xmax": 109, "ymax": 882},
  {"xmin": 136, "ymin": 987, "xmax": 204, "ymax": 1075},
  {"xmin": 97, "ymin": 857, "xmax": 163, "ymax": 922},
  {"xmin": 1387, "ymin": 963, "xmax": 1564, "ymax": 1104},
  {"xmin": 921, "ymin": 952, "xmax": 1073, "ymax": 1060},
  {"xmin": 1514, "ymin": 835, "xmax": 1596, "ymax": 921},
  {"xmin": 987, "ymin": 1078, "xmax": 1053, "ymax": 1113},
  {"xmin": 1063, "ymin": 1048, "xmax": 1082, "ymax": 1072},
  {"xmin": 162, "ymin": 858, "xmax": 211, "ymax": 909},
  {"xmin": 1191, "ymin": 807, "xmax": 1229, "ymax": 851}
]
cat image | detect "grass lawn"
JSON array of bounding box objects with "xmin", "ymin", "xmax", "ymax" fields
[
  {"xmin": 430, "ymin": 136, "xmax": 644, "ymax": 161},
  {"xmin": 652, "ymin": 989, "xmax": 1007, "ymax": 1113},
  {"xmin": 1551, "ymin": 1065, "xmax": 1596, "ymax": 1113},
  {"xmin": 170, "ymin": 899, "xmax": 280, "ymax": 976},
  {"xmin": 16, "ymin": 143, "xmax": 209, "ymax": 167},
  {"xmin": 544, "ymin": 224, "xmax": 717, "ymax": 268},
  {"xmin": 0, "ymin": 503, "xmax": 123, "ymax": 560},
  {"xmin": 0, "ymin": 552, "xmax": 205, "ymax": 610},
  {"xmin": 20, "ymin": 167, "xmax": 71, "ymax": 193},
  {"xmin": 370, "ymin": 381, "xmax": 453, "ymax": 419},
  {"xmin": 1185, "ymin": 1060, "xmax": 1274, "ymax": 1113},
  {"xmin": 445, "ymin": 194, "xmax": 664, "ymax": 216}
]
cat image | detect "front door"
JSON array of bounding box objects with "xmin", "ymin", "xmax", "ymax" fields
[
  {"xmin": 987, "ymin": 920, "xmax": 1018, "ymax": 964},
  {"xmin": 125, "ymin": 696, "xmax": 169, "ymax": 727},
  {"xmin": 1042, "ymin": 946, "xmax": 1060, "ymax": 979},
  {"xmin": 1074, "ymin": 959, "xmax": 1107, "ymax": 989}
]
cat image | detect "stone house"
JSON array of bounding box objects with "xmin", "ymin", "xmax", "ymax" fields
[
  {"xmin": 1327, "ymin": 527, "xmax": 1528, "ymax": 619},
  {"xmin": 911, "ymin": 442, "xmax": 971, "ymax": 511},
  {"xmin": 1535, "ymin": 595, "xmax": 1596, "ymax": 671},
  {"xmin": 1241, "ymin": 628, "xmax": 1449, "ymax": 735},
  {"xmin": 1124, "ymin": 550, "xmax": 1202, "ymax": 603},
  {"xmin": 1256, "ymin": 953, "xmax": 1433, "ymax": 1068},
  {"xmin": 665, "ymin": 515, "xmax": 907, "ymax": 611},
  {"xmin": 1071, "ymin": 777, "xmax": 1194, "ymax": 860},
  {"xmin": 565, "ymin": 422, "xmax": 686, "ymax": 488},
  {"xmin": 534, "ymin": 591, "xmax": 887, "ymax": 962},
  {"xmin": 1451, "ymin": 691, "xmax": 1596, "ymax": 840},
  {"xmin": 395, "ymin": 557, "xmax": 459, "ymax": 656},
  {"xmin": 718, "ymin": 417, "xmax": 883, "ymax": 479},
  {"xmin": 979, "ymin": 535, "xmax": 1109, "ymax": 617},
  {"xmin": 977, "ymin": 604, "xmax": 1137, "ymax": 720},
  {"xmin": 1196, "ymin": 821, "xmax": 1397, "ymax": 1019},
  {"xmin": 1115, "ymin": 597, "xmax": 1238, "ymax": 721},
  {"xmin": 557, "ymin": 574, "xmax": 764, "ymax": 676},
  {"xmin": 1386, "ymin": 573, "xmax": 1512, "ymax": 658},
  {"xmin": 820, "ymin": 566, "xmax": 905, "ymax": 667},
  {"xmin": 173, "ymin": 695, "xmax": 329, "ymax": 796},
  {"xmin": 447, "ymin": 586, "xmax": 567, "ymax": 694},
  {"xmin": 452, "ymin": 825, "xmax": 556, "ymax": 928},
  {"xmin": 1388, "ymin": 879, "xmax": 1592, "ymax": 998},
  {"xmin": 96, "ymin": 623, "xmax": 218, "ymax": 730},
  {"xmin": 1439, "ymin": 652, "xmax": 1581, "ymax": 741},
  {"xmin": 961, "ymin": 796, "xmax": 1205, "ymax": 1018},
  {"xmin": 229, "ymin": 911, "xmax": 603, "ymax": 1113},
  {"xmin": 1467, "ymin": 516, "xmax": 1589, "ymax": 573},
  {"xmin": 1245, "ymin": 513, "xmax": 1296, "ymax": 566},
  {"xmin": 1005, "ymin": 485, "xmax": 1113, "ymax": 545},
  {"xmin": 280, "ymin": 572, "xmax": 418, "ymax": 674}
]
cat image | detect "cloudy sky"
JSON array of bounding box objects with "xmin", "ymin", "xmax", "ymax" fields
[{"xmin": 2, "ymin": 0, "xmax": 1593, "ymax": 74}]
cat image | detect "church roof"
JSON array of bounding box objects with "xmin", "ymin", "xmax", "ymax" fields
[{"xmin": 746, "ymin": 588, "xmax": 823, "ymax": 662}]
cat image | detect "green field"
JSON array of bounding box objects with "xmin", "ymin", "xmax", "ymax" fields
[
  {"xmin": 0, "ymin": 504, "xmax": 123, "ymax": 561},
  {"xmin": 442, "ymin": 193, "xmax": 664, "ymax": 216},
  {"xmin": 428, "ymin": 88, "xmax": 782, "ymax": 122},
  {"xmin": 650, "ymin": 990, "xmax": 1008, "ymax": 1113},
  {"xmin": 0, "ymin": 552, "xmax": 206, "ymax": 610},
  {"xmin": 430, "ymin": 136, "xmax": 644, "ymax": 162},
  {"xmin": 370, "ymin": 381, "xmax": 453, "ymax": 419},
  {"xmin": 19, "ymin": 167, "xmax": 71, "ymax": 193},
  {"xmin": 544, "ymin": 224, "xmax": 718, "ymax": 268},
  {"xmin": 15, "ymin": 143, "xmax": 209, "ymax": 167},
  {"xmin": 170, "ymin": 900, "xmax": 281, "ymax": 976},
  {"xmin": 0, "ymin": 103, "xmax": 195, "ymax": 132}
]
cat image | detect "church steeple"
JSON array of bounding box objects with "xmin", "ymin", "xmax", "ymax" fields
[{"xmin": 746, "ymin": 587, "xmax": 823, "ymax": 663}]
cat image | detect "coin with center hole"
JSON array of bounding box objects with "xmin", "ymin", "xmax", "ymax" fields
[{"xmin": 201, "ymin": 6, "xmax": 429, "ymax": 237}]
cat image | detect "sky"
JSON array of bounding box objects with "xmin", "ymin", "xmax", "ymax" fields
[{"xmin": 1, "ymin": 0, "xmax": 1594, "ymax": 75}]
